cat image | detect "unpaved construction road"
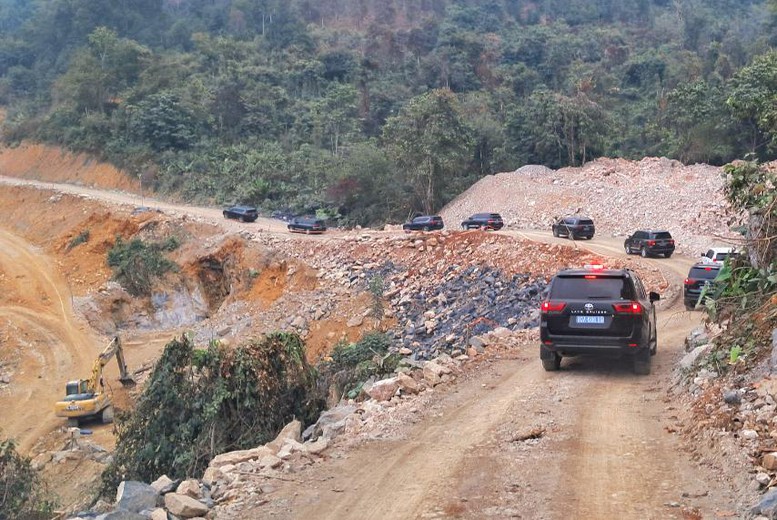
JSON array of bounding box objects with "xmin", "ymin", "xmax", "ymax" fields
[
  {"xmin": 0, "ymin": 175, "xmax": 743, "ymax": 518},
  {"xmin": 229, "ymin": 234, "xmax": 742, "ymax": 519}
]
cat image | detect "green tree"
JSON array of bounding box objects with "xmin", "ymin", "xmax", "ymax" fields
[
  {"xmin": 382, "ymin": 88, "xmax": 473, "ymax": 214},
  {"xmin": 727, "ymin": 50, "xmax": 777, "ymax": 154}
]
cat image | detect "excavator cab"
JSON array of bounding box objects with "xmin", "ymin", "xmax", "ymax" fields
[{"xmin": 63, "ymin": 380, "xmax": 94, "ymax": 400}]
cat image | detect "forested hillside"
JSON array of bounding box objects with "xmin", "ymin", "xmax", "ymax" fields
[{"xmin": 1, "ymin": 0, "xmax": 776, "ymax": 224}]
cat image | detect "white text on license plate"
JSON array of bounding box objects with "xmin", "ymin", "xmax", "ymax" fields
[{"xmin": 576, "ymin": 316, "xmax": 604, "ymax": 324}]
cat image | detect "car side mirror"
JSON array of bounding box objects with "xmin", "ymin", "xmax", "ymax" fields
[{"xmin": 649, "ymin": 292, "xmax": 660, "ymax": 302}]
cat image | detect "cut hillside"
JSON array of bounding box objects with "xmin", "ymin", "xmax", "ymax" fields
[
  {"xmin": 440, "ymin": 157, "xmax": 737, "ymax": 256},
  {"xmin": 0, "ymin": 142, "xmax": 139, "ymax": 193}
]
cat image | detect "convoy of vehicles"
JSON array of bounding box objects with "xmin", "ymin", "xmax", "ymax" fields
[{"xmin": 54, "ymin": 336, "xmax": 135, "ymax": 426}]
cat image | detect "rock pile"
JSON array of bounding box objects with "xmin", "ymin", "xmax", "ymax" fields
[{"xmin": 439, "ymin": 157, "xmax": 738, "ymax": 256}]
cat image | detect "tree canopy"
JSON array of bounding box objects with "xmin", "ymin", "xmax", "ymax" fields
[{"xmin": 0, "ymin": 0, "xmax": 775, "ymax": 224}]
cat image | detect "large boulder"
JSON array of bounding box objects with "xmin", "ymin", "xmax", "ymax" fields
[
  {"xmin": 115, "ymin": 481, "xmax": 159, "ymax": 513},
  {"xmin": 164, "ymin": 493, "xmax": 210, "ymax": 518},
  {"xmin": 265, "ymin": 420, "xmax": 302, "ymax": 453},
  {"xmin": 176, "ymin": 479, "xmax": 201, "ymax": 499},
  {"xmin": 209, "ymin": 445, "xmax": 273, "ymax": 468},
  {"xmin": 365, "ymin": 377, "xmax": 400, "ymax": 401}
]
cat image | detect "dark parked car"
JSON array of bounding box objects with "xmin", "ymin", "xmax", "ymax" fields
[
  {"xmin": 551, "ymin": 216, "xmax": 595, "ymax": 240},
  {"xmin": 402, "ymin": 215, "xmax": 444, "ymax": 232},
  {"xmin": 624, "ymin": 230, "xmax": 675, "ymax": 258},
  {"xmin": 461, "ymin": 213, "xmax": 504, "ymax": 230},
  {"xmin": 288, "ymin": 216, "xmax": 327, "ymax": 234},
  {"xmin": 540, "ymin": 264, "xmax": 660, "ymax": 374},
  {"xmin": 684, "ymin": 263, "xmax": 721, "ymax": 310},
  {"xmin": 223, "ymin": 205, "xmax": 258, "ymax": 222}
]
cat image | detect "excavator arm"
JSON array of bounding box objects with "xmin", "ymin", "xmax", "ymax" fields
[
  {"xmin": 55, "ymin": 335, "xmax": 135, "ymax": 423},
  {"xmin": 87, "ymin": 336, "xmax": 134, "ymax": 394}
]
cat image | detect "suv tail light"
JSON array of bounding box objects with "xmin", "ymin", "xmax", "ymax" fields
[
  {"xmin": 668, "ymin": 239, "xmax": 675, "ymax": 245},
  {"xmin": 647, "ymin": 240, "xmax": 656, "ymax": 246},
  {"xmin": 613, "ymin": 302, "xmax": 643, "ymax": 314},
  {"xmin": 684, "ymin": 278, "xmax": 694, "ymax": 285},
  {"xmin": 541, "ymin": 301, "xmax": 566, "ymax": 313}
]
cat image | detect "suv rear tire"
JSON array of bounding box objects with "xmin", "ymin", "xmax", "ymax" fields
[
  {"xmin": 633, "ymin": 349, "xmax": 651, "ymax": 375},
  {"xmin": 541, "ymin": 353, "xmax": 561, "ymax": 371},
  {"xmin": 640, "ymin": 247, "xmax": 648, "ymax": 258},
  {"xmin": 553, "ymin": 228, "xmax": 559, "ymax": 237},
  {"xmin": 624, "ymin": 243, "xmax": 631, "ymax": 254}
]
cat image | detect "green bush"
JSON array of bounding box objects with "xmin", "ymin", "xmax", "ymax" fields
[
  {"xmin": 66, "ymin": 230, "xmax": 90, "ymax": 250},
  {"xmin": 101, "ymin": 333, "xmax": 324, "ymax": 495},
  {"xmin": 0, "ymin": 437, "xmax": 56, "ymax": 519},
  {"xmin": 107, "ymin": 236, "xmax": 179, "ymax": 296},
  {"xmin": 320, "ymin": 332, "xmax": 399, "ymax": 399}
]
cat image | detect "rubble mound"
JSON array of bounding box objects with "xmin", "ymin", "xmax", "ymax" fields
[{"xmin": 440, "ymin": 157, "xmax": 735, "ymax": 255}]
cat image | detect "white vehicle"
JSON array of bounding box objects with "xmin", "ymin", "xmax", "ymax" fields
[{"xmin": 699, "ymin": 247, "xmax": 736, "ymax": 265}]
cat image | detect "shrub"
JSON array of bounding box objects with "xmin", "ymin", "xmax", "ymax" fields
[
  {"xmin": 66, "ymin": 230, "xmax": 90, "ymax": 251},
  {"xmin": 107, "ymin": 236, "xmax": 179, "ymax": 296},
  {"xmin": 319, "ymin": 332, "xmax": 399, "ymax": 399},
  {"xmin": 101, "ymin": 333, "xmax": 324, "ymax": 495},
  {"xmin": 0, "ymin": 437, "xmax": 56, "ymax": 519}
]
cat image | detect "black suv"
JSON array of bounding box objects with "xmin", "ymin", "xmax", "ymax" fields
[
  {"xmin": 288, "ymin": 216, "xmax": 327, "ymax": 234},
  {"xmin": 624, "ymin": 230, "xmax": 675, "ymax": 258},
  {"xmin": 683, "ymin": 263, "xmax": 721, "ymax": 310},
  {"xmin": 402, "ymin": 215, "xmax": 444, "ymax": 232},
  {"xmin": 461, "ymin": 213, "xmax": 504, "ymax": 230},
  {"xmin": 551, "ymin": 216, "xmax": 595, "ymax": 240},
  {"xmin": 223, "ymin": 205, "xmax": 258, "ymax": 222},
  {"xmin": 540, "ymin": 265, "xmax": 660, "ymax": 374}
]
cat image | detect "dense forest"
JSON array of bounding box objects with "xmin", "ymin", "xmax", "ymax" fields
[{"xmin": 1, "ymin": 0, "xmax": 777, "ymax": 224}]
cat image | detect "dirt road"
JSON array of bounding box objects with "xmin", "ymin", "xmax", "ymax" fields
[
  {"xmin": 0, "ymin": 228, "xmax": 98, "ymax": 452},
  {"xmin": 0, "ymin": 175, "xmax": 742, "ymax": 517},
  {"xmin": 230, "ymin": 234, "xmax": 740, "ymax": 519}
]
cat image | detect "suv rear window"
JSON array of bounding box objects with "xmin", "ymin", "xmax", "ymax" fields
[
  {"xmin": 550, "ymin": 276, "xmax": 634, "ymax": 300},
  {"xmin": 578, "ymin": 219, "xmax": 594, "ymax": 225},
  {"xmin": 689, "ymin": 266, "xmax": 720, "ymax": 279},
  {"xmin": 653, "ymin": 232, "xmax": 672, "ymax": 239}
]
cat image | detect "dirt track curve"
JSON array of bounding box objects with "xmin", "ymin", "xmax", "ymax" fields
[
  {"xmin": 0, "ymin": 176, "xmax": 740, "ymax": 518},
  {"xmin": 230, "ymin": 234, "xmax": 738, "ymax": 519}
]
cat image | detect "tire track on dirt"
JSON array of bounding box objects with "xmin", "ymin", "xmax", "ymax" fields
[{"xmin": 0, "ymin": 229, "xmax": 97, "ymax": 452}]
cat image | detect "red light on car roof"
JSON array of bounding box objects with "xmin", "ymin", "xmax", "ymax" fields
[{"xmin": 704, "ymin": 267, "xmax": 712, "ymax": 271}]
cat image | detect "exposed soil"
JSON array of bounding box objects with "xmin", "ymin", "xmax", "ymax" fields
[{"xmin": 0, "ymin": 144, "xmax": 756, "ymax": 518}]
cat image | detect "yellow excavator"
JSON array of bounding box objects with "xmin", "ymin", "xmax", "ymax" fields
[{"xmin": 54, "ymin": 336, "xmax": 135, "ymax": 427}]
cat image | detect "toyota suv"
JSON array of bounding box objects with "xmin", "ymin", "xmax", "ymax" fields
[
  {"xmin": 540, "ymin": 265, "xmax": 660, "ymax": 374},
  {"xmin": 402, "ymin": 215, "xmax": 444, "ymax": 232},
  {"xmin": 624, "ymin": 230, "xmax": 675, "ymax": 258},
  {"xmin": 551, "ymin": 216, "xmax": 595, "ymax": 240},
  {"xmin": 461, "ymin": 212, "xmax": 504, "ymax": 230},
  {"xmin": 684, "ymin": 263, "xmax": 721, "ymax": 310}
]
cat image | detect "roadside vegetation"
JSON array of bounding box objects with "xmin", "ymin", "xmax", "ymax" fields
[
  {"xmin": 0, "ymin": 437, "xmax": 56, "ymax": 520},
  {"xmin": 701, "ymin": 158, "xmax": 777, "ymax": 370},
  {"xmin": 107, "ymin": 236, "xmax": 179, "ymax": 297},
  {"xmin": 2, "ymin": 1, "xmax": 777, "ymax": 224},
  {"xmin": 101, "ymin": 333, "xmax": 325, "ymax": 496}
]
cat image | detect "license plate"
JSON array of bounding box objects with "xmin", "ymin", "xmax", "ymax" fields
[{"xmin": 575, "ymin": 316, "xmax": 604, "ymax": 324}]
